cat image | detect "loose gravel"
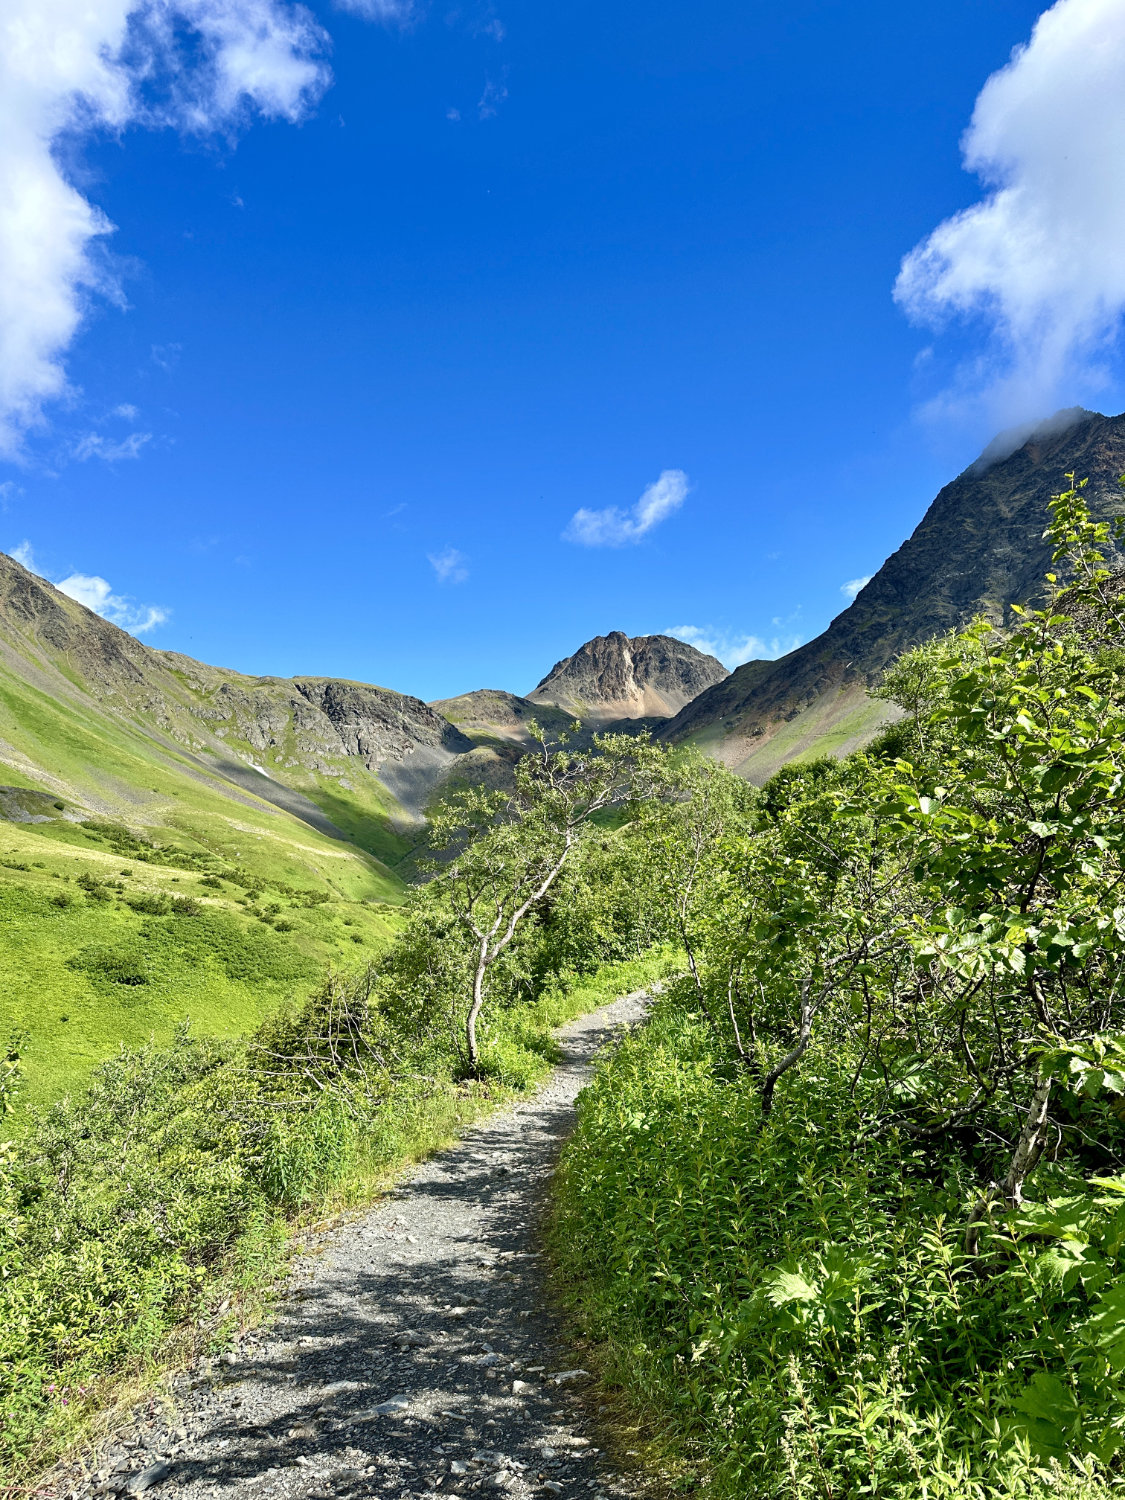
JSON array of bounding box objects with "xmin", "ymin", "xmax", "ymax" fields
[{"xmin": 55, "ymin": 988, "xmax": 653, "ymax": 1500}]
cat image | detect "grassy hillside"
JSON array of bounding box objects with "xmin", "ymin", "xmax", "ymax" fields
[
  {"xmin": 0, "ymin": 816, "xmax": 401, "ymax": 1110},
  {"xmin": 0, "ymin": 550, "xmax": 475, "ymax": 878}
]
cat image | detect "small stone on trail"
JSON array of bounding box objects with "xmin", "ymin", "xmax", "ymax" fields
[
  {"xmin": 126, "ymin": 1463, "xmax": 174, "ymax": 1495},
  {"xmin": 550, "ymin": 1370, "xmax": 590, "ymax": 1385},
  {"xmin": 372, "ymin": 1395, "xmax": 411, "ymax": 1414}
]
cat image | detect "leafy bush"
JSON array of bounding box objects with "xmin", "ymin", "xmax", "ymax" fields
[
  {"xmin": 552, "ymin": 480, "xmax": 1125, "ymax": 1499},
  {"xmin": 125, "ymin": 891, "xmax": 171, "ymax": 916},
  {"xmin": 65, "ymin": 946, "xmax": 150, "ymax": 987}
]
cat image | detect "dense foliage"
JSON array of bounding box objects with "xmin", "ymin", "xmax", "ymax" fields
[
  {"xmin": 553, "ymin": 480, "xmax": 1125, "ymax": 1497},
  {"xmin": 0, "ymin": 787, "xmax": 677, "ymax": 1479}
]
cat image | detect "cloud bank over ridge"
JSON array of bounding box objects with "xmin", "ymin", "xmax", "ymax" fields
[
  {"xmin": 895, "ymin": 0, "xmax": 1125, "ymax": 427},
  {"xmin": 9, "ymin": 541, "xmax": 168, "ymax": 634},
  {"xmin": 666, "ymin": 624, "xmax": 802, "ymax": 670}
]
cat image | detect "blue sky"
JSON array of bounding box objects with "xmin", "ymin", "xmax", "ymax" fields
[{"xmin": 3, "ymin": 0, "xmax": 1123, "ymax": 701}]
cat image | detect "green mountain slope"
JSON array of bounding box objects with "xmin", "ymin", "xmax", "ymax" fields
[
  {"xmin": 0, "ymin": 556, "xmax": 473, "ymax": 1104},
  {"xmin": 0, "ymin": 552, "xmax": 480, "ymax": 877}
]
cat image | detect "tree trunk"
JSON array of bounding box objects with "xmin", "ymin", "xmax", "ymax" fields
[
  {"xmin": 465, "ymin": 939, "xmax": 489, "ymax": 1072},
  {"xmin": 964, "ymin": 1076, "xmax": 1052, "ymax": 1255},
  {"xmin": 1001, "ymin": 1076, "xmax": 1052, "ymax": 1210},
  {"xmin": 760, "ymin": 981, "xmax": 813, "ymax": 1118}
]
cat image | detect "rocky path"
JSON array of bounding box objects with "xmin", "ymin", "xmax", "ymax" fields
[{"xmin": 67, "ymin": 988, "xmax": 652, "ymax": 1500}]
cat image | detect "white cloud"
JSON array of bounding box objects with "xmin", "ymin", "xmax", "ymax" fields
[
  {"xmin": 56, "ymin": 571, "xmax": 169, "ymax": 633},
  {"xmin": 0, "ymin": 482, "xmax": 21, "ymax": 509},
  {"xmin": 894, "ymin": 0, "xmax": 1125, "ymax": 426},
  {"xmin": 73, "ymin": 430, "xmax": 152, "ymax": 461},
  {"xmin": 666, "ymin": 624, "xmax": 802, "ymax": 670},
  {"xmin": 0, "ymin": 0, "xmax": 331, "ymax": 458},
  {"xmin": 841, "ymin": 575, "xmax": 872, "ymax": 601},
  {"xmin": 6, "ymin": 540, "xmax": 168, "ymax": 633},
  {"xmin": 565, "ymin": 469, "xmax": 689, "ymax": 548},
  {"xmin": 113, "ymin": 402, "xmax": 138, "ymax": 419},
  {"xmin": 334, "ymin": 0, "xmax": 414, "ymax": 19},
  {"xmin": 428, "ymin": 546, "xmax": 469, "ymax": 584}
]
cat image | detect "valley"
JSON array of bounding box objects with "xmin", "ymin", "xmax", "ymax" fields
[{"xmin": 5, "ymin": 415, "xmax": 1125, "ymax": 1497}]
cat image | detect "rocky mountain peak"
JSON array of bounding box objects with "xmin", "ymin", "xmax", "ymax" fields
[{"xmin": 528, "ymin": 631, "xmax": 727, "ymax": 722}]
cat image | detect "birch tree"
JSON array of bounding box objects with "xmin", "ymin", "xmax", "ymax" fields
[{"xmin": 429, "ymin": 729, "xmax": 662, "ymax": 1073}]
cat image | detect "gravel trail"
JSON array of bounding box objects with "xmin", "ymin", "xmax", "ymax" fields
[{"xmin": 68, "ymin": 988, "xmax": 652, "ymax": 1500}]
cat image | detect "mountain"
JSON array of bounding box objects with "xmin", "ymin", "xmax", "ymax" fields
[
  {"xmin": 663, "ymin": 408, "xmax": 1125, "ymax": 779},
  {"xmin": 428, "ymin": 689, "xmax": 576, "ymax": 748},
  {"xmin": 0, "ymin": 560, "xmax": 730, "ymax": 894},
  {"xmin": 527, "ymin": 632, "xmax": 728, "ymax": 722},
  {"xmin": 0, "ymin": 552, "xmax": 481, "ymax": 888}
]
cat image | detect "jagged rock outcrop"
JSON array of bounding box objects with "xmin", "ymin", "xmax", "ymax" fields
[
  {"xmin": 528, "ymin": 632, "xmax": 727, "ymax": 722},
  {"xmin": 664, "ymin": 408, "xmax": 1125, "ymax": 778}
]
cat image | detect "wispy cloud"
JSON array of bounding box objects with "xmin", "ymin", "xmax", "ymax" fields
[
  {"xmin": 73, "ymin": 431, "xmax": 152, "ymax": 463},
  {"xmin": 7, "ymin": 542, "xmax": 168, "ymax": 634},
  {"xmin": 0, "ymin": 481, "xmax": 21, "ymax": 509},
  {"xmin": 428, "ymin": 547, "xmax": 469, "ymax": 584},
  {"xmin": 478, "ymin": 76, "xmax": 508, "ymax": 119},
  {"xmin": 666, "ymin": 624, "xmax": 802, "ymax": 670},
  {"xmin": 112, "ymin": 403, "xmax": 138, "ymax": 420},
  {"xmin": 894, "ymin": 0, "xmax": 1125, "ymax": 428},
  {"xmin": 565, "ymin": 469, "xmax": 690, "ymax": 548},
  {"xmin": 841, "ymin": 575, "xmax": 872, "ymax": 601},
  {"xmin": 150, "ymin": 343, "xmax": 183, "ymax": 373},
  {"xmin": 334, "ymin": 0, "xmax": 414, "ymax": 20}
]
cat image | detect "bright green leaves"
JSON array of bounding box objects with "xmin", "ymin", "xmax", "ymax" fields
[{"xmin": 1037, "ymin": 1035, "xmax": 1125, "ymax": 1102}]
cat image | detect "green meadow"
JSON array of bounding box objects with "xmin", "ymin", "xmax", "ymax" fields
[{"xmin": 0, "ymin": 818, "xmax": 404, "ymax": 1110}]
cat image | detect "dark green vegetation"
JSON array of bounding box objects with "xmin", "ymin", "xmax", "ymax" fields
[
  {"xmin": 0, "ymin": 734, "xmax": 680, "ymax": 1481},
  {"xmin": 553, "ymin": 481, "xmax": 1125, "ymax": 1497}
]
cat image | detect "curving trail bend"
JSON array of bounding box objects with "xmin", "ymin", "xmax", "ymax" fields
[{"xmin": 67, "ymin": 989, "xmax": 653, "ymax": 1500}]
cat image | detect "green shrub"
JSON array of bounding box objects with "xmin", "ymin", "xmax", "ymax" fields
[
  {"xmin": 553, "ymin": 999, "xmax": 1125, "ymax": 1498},
  {"xmin": 76, "ymin": 873, "xmax": 114, "ymax": 903},
  {"xmin": 65, "ymin": 946, "xmax": 150, "ymax": 987},
  {"xmin": 125, "ymin": 892, "xmax": 171, "ymax": 916}
]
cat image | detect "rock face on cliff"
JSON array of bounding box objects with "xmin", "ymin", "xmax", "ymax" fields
[
  {"xmin": 527, "ymin": 632, "xmax": 728, "ymax": 722},
  {"xmin": 663, "ymin": 408, "xmax": 1125, "ymax": 779}
]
